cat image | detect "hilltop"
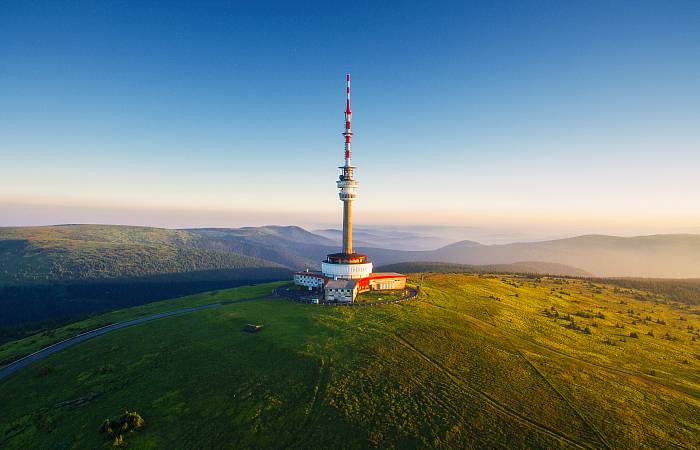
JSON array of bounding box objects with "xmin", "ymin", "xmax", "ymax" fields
[
  {"xmin": 0, "ymin": 274, "xmax": 697, "ymax": 448},
  {"xmin": 3, "ymin": 225, "xmax": 700, "ymax": 336}
]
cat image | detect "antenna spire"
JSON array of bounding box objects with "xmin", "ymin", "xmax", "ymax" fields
[{"xmin": 343, "ymin": 74, "xmax": 352, "ymax": 165}]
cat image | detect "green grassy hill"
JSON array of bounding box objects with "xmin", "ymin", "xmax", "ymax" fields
[
  {"xmin": 0, "ymin": 225, "xmax": 286, "ymax": 283},
  {"xmin": 0, "ymin": 225, "xmax": 291, "ymax": 336},
  {"xmin": 1, "ymin": 274, "xmax": 698, "ymax": 448}
]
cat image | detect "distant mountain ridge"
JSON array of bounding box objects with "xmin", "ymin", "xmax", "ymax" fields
[
  {"xmin": 2, "ymin": 225, "xmax": 699, "ymax": 281},
  {"xmin": 417, "ymin": 234, "xmax": 700, "ymax": 278},
  {"xmin": 437, "ymin": 239, "xmax": 484, "ymax": 249}
]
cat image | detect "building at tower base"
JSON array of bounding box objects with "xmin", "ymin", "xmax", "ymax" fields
[
  {"xmin": 292, "ymin": 74, "xmax": 406, "ymax": 303},
  {"xmin": 294, "ymin": 270, "xmax": 407, "ymax": 303}
]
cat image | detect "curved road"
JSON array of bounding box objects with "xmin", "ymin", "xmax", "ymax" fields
[
  {"xmin": 1, "ymin": 287, "xmax": 419, "ymax": 382},
  {"xmin": 0, "ymin": 294, "xmax": 270, "ymax": 382}
]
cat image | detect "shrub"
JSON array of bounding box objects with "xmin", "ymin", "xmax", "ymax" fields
[
  {"xmin": 99, "ymin": 410, "xmax": 145, "ymax": 446},
  {"xmin": 663, "ymin": 332, "xmax": 678, "ymax": 341},
  {"xmin": 113, "ymin": 435, "xmax": 125, "ymax": 447},
  {"xmin": 629, "ymin": 332, "xmax": 639, "ymax": 338}
]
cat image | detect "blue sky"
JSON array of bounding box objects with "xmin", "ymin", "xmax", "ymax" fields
[{"xmin": 1, "ymin": 1, "xmax": 699, "ymax": 236}]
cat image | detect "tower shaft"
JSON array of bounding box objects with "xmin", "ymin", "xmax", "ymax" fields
[{"xmin": 342, "ymin": 200, "xmax": 352, "ymax": 254}]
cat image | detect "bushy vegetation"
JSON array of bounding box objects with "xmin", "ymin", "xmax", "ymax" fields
[
  {"xmin": 99, "ymin": 410, "xmax": 145, "ymax": 447},
  {"xmin": 0, "ymin": 276, "xmax": 698, "ymax": 448},
  {"xmin": 601, "ymin": 277, "xmax": 700, "ymax": 305},
  {"xmin": 377, "ymin": 261, "xmax": 591, "ymax": 277}
]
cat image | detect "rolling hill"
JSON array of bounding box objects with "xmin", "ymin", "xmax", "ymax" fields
[
  {"xmin": 0, "ymin": 225, "xmax": 291, "ymax": 332},
  {"xmin": 5, "ymin": 225, "xmax": 700, "ymax": 281},
  {"xmin": 0, "ymin": 224, "xmax": 289, "ymax": 284},
  {"xmin": 416, "ymin": 234, "xmax": 700, "ymax": 278},
  {"xmin": 0, "ymin": 275, "xmax": 697, "ymax": 448}
]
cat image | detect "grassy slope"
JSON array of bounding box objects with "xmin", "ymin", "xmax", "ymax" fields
[
  {"xmin": 0, "ymin": 283, "xmax": 285, "ymax": 367},
  {"xmin": 0, "ymin": 275, "xmax": 698, "ymax": 449},
  {"xmin": 0, "ymin": 225, "xmax": 285, "ymax": 283}
]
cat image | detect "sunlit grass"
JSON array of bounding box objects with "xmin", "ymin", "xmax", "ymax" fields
[{"xmin": 0, "ymin": 274, "xmax": 698, "ymax": 448}]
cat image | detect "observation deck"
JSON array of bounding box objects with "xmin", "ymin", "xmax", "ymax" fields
[{"xmin": 321, "ymin": 252, "xmax": 373, "ymax": 280}]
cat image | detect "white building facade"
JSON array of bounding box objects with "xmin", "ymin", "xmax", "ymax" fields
[
  {"xmin": 321, "ymin": 260, "xmax": 373, "ymax": 280},
  {"xmin": 293, "ymin": 271, "xmax": 326, "ymax": 289}
]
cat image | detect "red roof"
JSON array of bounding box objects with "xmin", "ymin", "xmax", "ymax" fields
[{"xmin": 366, "ymin": 272, "xmax": 407, "ymax": 279}]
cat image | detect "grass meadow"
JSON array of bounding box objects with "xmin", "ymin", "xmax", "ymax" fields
[{"xmin": 0, "ymin": 274, "xmax": 698, "ymax": 448}]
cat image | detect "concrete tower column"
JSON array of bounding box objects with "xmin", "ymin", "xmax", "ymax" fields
[{"xmin": 343, "ymin": 200, "xmax": 352, "ymax": 254}]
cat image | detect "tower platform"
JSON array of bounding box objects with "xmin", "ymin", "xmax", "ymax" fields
[{"xmin": 321, "ymin": 252, "xmax": 373, "ymax": 280}]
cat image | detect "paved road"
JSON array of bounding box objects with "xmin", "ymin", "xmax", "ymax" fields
[
  {"xmin": 0, "ymin": 292, "xmax": 275, "ymax": 382},
  {"xmin": 0, "ymin": 303, "xmax": 224, "ymax": 382},
  {"xmin": 0, "ymin": 286, "xmax": 416, "ymax": 382}
]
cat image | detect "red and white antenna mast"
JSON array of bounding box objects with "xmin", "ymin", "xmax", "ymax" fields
[{"xmin": 343, "ymin": 74, "xmax": 352, "ymax": 165}]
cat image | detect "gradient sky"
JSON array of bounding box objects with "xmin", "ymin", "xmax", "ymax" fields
[{"xmin": 1, "ymin": 1, "xmax": 699, "ymax": 236}]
